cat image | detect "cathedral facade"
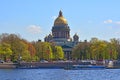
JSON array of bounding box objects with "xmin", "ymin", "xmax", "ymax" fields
[{"xmin": 44, "ymin": 10, "xmax": 79, "ymax": 60}]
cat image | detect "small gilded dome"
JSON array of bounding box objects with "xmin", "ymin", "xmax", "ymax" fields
[{"xmin": 54, "ymin": 10, "xmax": 68, "ymax": 26}]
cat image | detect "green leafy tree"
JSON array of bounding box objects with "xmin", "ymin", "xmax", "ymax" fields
[
  {"xmin": 22, "ymin": 40, "xmax": 36, "ymax": 61},
  {"xmin": 109, "ymin": 38, "xmax": 119, "ymax": 59},
  {"xmin": 53, "ymin": 46, "xmax": 64, "ymax": 60},
  {"xmin": 0, "ymin": 42, "xmax": 12, "ymax": 61},
  {"xmin": 18, "ymin": 41, "xmax": 31, "ymax": 62},
  {"xmin": 72, "ymin": 40, "xmax": 90, "ymax": 60},
  {"xmin": 34, "ymin": 42, "xmax": 53, "ymax": 61},
  {"xmin": 90, "ymin": 40, "xmax": 107, "ymax": 60},
  {"xmin": 0, "ymin": 33, "xmax": 31, "ymax": 62}
]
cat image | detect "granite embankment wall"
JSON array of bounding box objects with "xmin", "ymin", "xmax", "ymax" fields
[
  {"xmin": 18, "ymin": 62, "xmax": 91, "ymax": 68},
  {"xmin": 1, "ymin": 61, "xmax": 120, "ymax": 69},
  {"xmin": 0, "ymin": 62, "xmax": 91, "ymax": 69},
  {"xmin": 0, "ymin": 63, "xmax": 17, "ymax": 69}
]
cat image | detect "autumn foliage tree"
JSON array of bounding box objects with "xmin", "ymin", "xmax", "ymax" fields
[
  {"xmin": 72, "ymin": 38, "xmax": 120, "ymax": 60},
  {"xmin": 28, "ymin": 43, "xmax": 36, "ymax": 60},
  {"xmin": 0, "ymin": 33, "xmax": 32, "ymax": 62}
]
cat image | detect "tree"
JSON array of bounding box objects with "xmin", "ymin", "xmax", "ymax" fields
[
  {"xmin": 0, "ymin": 42, "xmax": 12, "ymax": 61},
  {"xmin": 34, "ymin": 42, "xmax": 53, "ymax": 61},
  {"xmin": 90, "ymin": 40, "xmax": 108, "ymax": 60},
  {"xmin": 22, "ymin": 40, "xmax": 36, "ymax": 61},
  {"xmin": 28, "ymin": 42, "xmax": 36, "ymax": 61},
  {"xmin": 52, "ymin": 45, "xmax": 64, "ymax": 60},
  {"xmin": 72, "ymin": 41, "xmax": 90, "ymax": 60},
  {"xmin": 109, "ymin": 38, "xmax": 119, "ymax": 59},
  {"xmin": 18, "ymin": 41, "xmax": 31, "ymax": 62},
  {"xmin": 0, "ymin": 33, "xmax": 31, "ymax": 62}
]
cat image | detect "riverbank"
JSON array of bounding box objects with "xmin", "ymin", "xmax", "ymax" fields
[
  {"xmin": 17, "ymin": 61, "xmax": 91, "ymax": 69},
  {"xmin": 0, "ymin": 63, "xmax": 17, "ymax": 69},
  {"xmin": 0, "ymin": 61, "xmax": 91, "ymax": 69},
  {"xmin": 0, "ymin": 60, "xmax": 120, "ymax": 69}
]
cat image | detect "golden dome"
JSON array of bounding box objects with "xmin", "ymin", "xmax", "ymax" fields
[{"xmin": 54, "ymin": 10, "xmax": 68, "ymax": 26}]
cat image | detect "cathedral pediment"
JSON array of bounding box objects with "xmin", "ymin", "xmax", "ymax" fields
[{"xmin": 61, "ymin": 45, "xmax": 73, "ymax": 48}]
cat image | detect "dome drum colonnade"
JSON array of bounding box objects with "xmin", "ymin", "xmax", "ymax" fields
[
  {"xmin": 44, "ymin": 10, "xmax": 79, "ymax": 60},
  {"xmin": 52, "ymin": 10, "xmax": 70, "ymax": 39}
]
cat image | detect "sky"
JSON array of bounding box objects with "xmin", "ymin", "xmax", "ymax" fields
[{"xmin": 0, "ymin": 0, "xmax": 120, "ymax": 42}]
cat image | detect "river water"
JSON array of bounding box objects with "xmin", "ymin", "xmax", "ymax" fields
[{"xmin": 0, "ymin": 69, "xmax": 120, "ymax": 80}]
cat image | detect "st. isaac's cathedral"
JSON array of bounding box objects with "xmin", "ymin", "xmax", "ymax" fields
[{"xmin": 44, "ymin": 10, "xmax": 79, "ymax": 59}]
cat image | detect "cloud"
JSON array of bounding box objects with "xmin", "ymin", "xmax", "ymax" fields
[
  {"xmin": 27, "ymin": 25, "xmax": 41, "ymax": 34},
  {"xmin": 104, "ymin": 19, "xmax": 112, "ymax": 24},
  {"xmin": 115, "ymin": 21, "xmax": 120, "ymax": 25},
  {"xmin": 104, "ymin": 19, "xmax": 120, "ymax": 25},
  {"xmin": 115, "ymin": 32, "xmax": 120, "ymax": 35}
]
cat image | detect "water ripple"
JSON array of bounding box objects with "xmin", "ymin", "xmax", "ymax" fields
[{"xmin": 0, "ymin": 69, "xmax": 120, "ymax": 80}]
